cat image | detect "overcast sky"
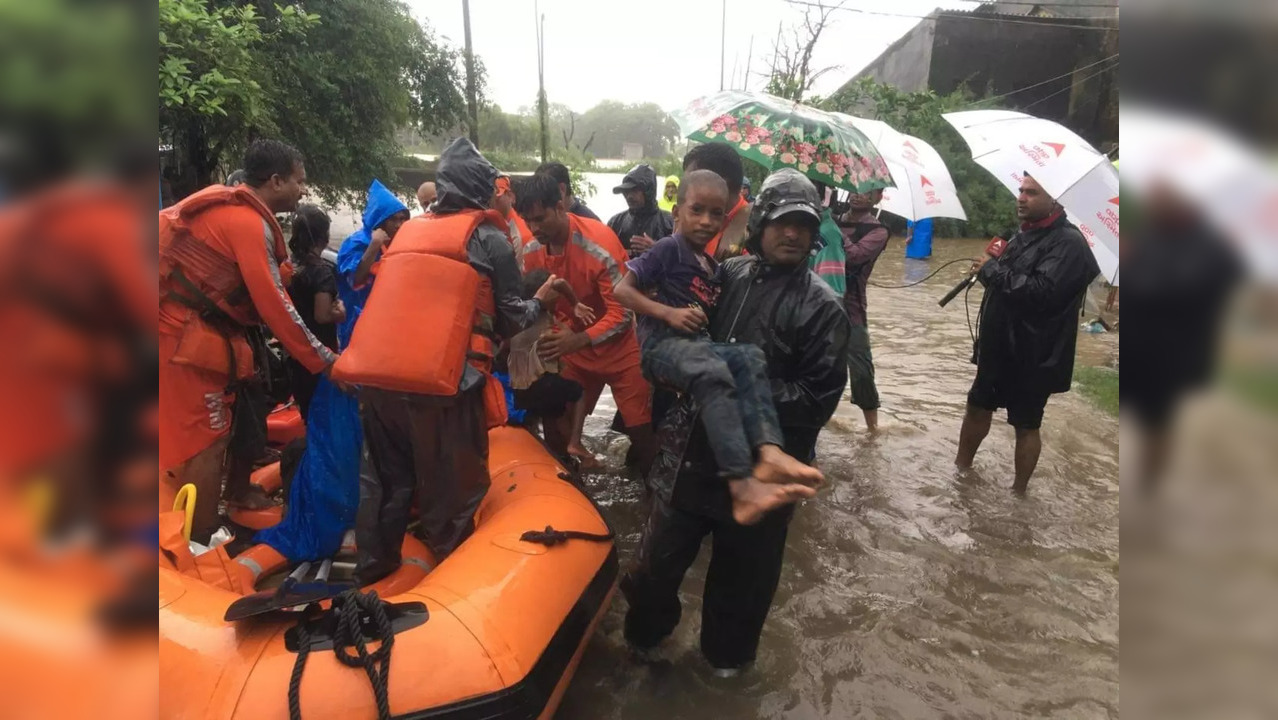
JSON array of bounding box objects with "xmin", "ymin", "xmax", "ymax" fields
[{"xmin": 407, "ymin": 0, "xmax": 981, "ymax": 115}]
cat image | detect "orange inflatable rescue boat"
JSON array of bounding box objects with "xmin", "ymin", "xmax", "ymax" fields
[{"xmin": 160, "ymin": 426, "xmax": 617, "ymax": 719}]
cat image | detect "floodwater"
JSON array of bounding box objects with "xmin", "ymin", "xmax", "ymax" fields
[{"xmin": 557, "ymin": 238, "xmax": 1120, "ymax": 719}]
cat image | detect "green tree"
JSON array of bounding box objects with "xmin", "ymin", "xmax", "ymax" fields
[
  {"xmin": 2, "ymin": 0, "xmax": 147, "ymax": 188},
  {"xmin": 576, "ymin": 101, "xmax": 679, "ymax": 158},
  {"xmin": 824, "ymin": 77, "xmax": 1018, "ymax": 237},
  {"xmin": 159, "ymin": 0, "xmax": 312, "ymax": 195},
  {"xmin": 159, "ymin": 0, "xmax": 477, "ymax": 202}
]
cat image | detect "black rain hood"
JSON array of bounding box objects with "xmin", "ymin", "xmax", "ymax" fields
[
  {"xmin": 435, "ymin": 137, "xmax": 499, "ymax": 213},
  {"xmin": 607, "ymin": 163, "xmax": 674, "ymax": 256},
  {"xmin": 613, "ymin": 163, "xmax": 660, "ymax": 212}
]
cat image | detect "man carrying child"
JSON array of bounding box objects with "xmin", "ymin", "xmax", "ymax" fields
[
  {"xmin": 614, "ymin": 169, "xmax": 823, "ymax": 524},
  {"xmin": 621, "ymin": 168, "xmax": 851, "ymax": 677}
]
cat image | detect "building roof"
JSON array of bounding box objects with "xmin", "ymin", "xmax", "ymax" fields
[{"xmin": 972, "ymin": 0, "xmax": 1118, "ymax": 19}]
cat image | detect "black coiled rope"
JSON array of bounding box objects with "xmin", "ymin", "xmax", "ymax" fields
[{"xmin": 289, "ymin": 589, "xmax": 396, "ymax": 720}]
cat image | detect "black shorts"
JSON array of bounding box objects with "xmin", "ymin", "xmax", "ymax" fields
[{"xmin": 966, "ymin": 369, "xmax": 1051, "ymax": 430}]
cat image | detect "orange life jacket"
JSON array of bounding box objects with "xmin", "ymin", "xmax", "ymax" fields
[
  {"xmin": 332, "ymin": 209, "xmax": 502, "ymax": 397},
  {"xmin": 158, "ymin": 185, "xmax": 285, "ymax": 327}
]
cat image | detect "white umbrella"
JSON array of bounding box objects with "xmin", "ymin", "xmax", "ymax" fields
[
  {"xmin": 833, "ymin": 114, "xmax": 967, "ymax": 222},
  {"xmin": 1120, "ymin": 104, "xmax": 1278, "ymax": 281},
  {"xmin": 943, "ymin": 109, "xmax": 1120, "ymax": 284}
]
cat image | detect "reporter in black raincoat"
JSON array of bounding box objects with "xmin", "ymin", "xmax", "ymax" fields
[
  {"xmin": 955, "ymin": 173, "xmax": 1100, "ymax": 493},
  {"xmin": 622, "ymin": 169, "xmax": 851, "ymax": 673},
  {"xmin": 607, "ymin": 163, "xmax": 674, "ymax": 257}
]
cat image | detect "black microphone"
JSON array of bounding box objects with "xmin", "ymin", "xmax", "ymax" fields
[
  {"xmin": 938, "ymin": 236, "xmax": 1006, "ymax": 308},
  {"xmin": 938, "ymin": 274, "xmax": 976, "ymax": 308}
]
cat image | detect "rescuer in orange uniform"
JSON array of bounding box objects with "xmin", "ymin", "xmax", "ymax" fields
[
  {"xmin": 514, "ymin": 173, "xmax": 657, "ymax": 474},
  {"xmin": 334, "ymin": 138, "xmax": 562, "ymax": 584},
  {"xmin": 159, "ymin": 140, "xmax": 337, "ymax": 543}
]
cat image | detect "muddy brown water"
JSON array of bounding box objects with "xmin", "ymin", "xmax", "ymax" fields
[{"xmin": 557, "ymin": 238, "xmax": 1120, "ymax": 719}]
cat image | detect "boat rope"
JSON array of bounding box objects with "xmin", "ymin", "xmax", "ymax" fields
[
  {"xmin": 520, "ymin": 525, "xmax": 614, "ymax": 546},
  {"xmin": 288, "ymin": 589, "xmax": 396, "ymax": 720}
]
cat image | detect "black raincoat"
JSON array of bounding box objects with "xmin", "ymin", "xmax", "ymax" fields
[
  {"xmin": 973, "ymin": 213, "xmax": 1100, "ymax": 397},
  {"xmin": 607, "ymin": 164, "xmax": 674, "ymax": 256},
  {"xmin": 652, "ymin": 255, "xmax": 851, "ymax": 517},
  {"xmin": 623, "ymin": 253, "xmax": 850, "ymax": 669},
  {"xmin": 355, "ymin": 138, "xmax": 542, "ymax": 583}
]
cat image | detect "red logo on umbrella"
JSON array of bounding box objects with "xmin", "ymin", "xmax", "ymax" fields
[
  {"xmin": 903, "ymin": 140, "xmax": 918, "ymax": 152},
  {"xmin": 1109, "ymin": 196, "xmax": 1120, "ymax": 205},
  {"xmin": 919, "ymin": 175, "xmax": 933, "ymax": 187},
  {"xmin": 1044, "ymin": 142, "xmax": 1066, "ymax": 157}
]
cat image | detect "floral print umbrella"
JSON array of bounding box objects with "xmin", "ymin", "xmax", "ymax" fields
[{"xmin": 672, "ymin": 90, "xmax": 895, "ymax": 193}]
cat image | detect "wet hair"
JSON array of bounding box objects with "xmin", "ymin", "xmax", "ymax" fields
[
  {"xmin": 288, "ymin": 204, "xmax": 331, "ymax": 263},
  {"xmin": 535, "ymin": 161, "xmax": 571, "ymax": 190},
  {"xmin": 514, "ymin": 173, "xmax": 562, "ymax": 216},
  {"xmin": 675, "ymin": 169, "xmax": 729, "ymax": 206},
  {"xmin": 682, "ymin": 143, "xmax": 743, "ymax": 199},
  {"xmin": 522, "ymin": 268, "xmax": 551, "ymax": 300},
  {"xmin": 376, "ymin": 209, "xmax": 411, "ymax": 232},
  {"xmin": 243, "ymin": 139, "xmax": 304, "ymax": 188}
]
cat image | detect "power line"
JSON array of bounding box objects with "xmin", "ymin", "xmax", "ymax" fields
[
  {"xmin": 957, "ymin": 0, "xmax": 1119, "ymax": 6},
  {"xmin": 1019, "ymin": 59, "xmax": 1118, "ymax": 110},
  {"xmin": 961, "ymin": 52, "xmax": 1119, "ymax": 108},
  {"xmin": 784, "ymin": 0, "xmax": 1119, "ymax": 31}
]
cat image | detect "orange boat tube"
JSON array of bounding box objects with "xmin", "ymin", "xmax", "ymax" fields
[{"xmin": 159, "ymin": 426, "xmax": 617, "ymax": 719}]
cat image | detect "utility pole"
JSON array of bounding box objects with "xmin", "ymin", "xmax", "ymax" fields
[
  {"xmin": 462, "ymin": 0, "xmax": 479, "ymax": 146},
  {"xmin": 719, "ymin": 0, "xmax": 726, "ymax": 91},
  {"xmin": 743, "ymin": 35, "xmax": 754, "ymax": 92},
  {"xmin": 535, "ymin": 2, "xmax": 549, "ymax": 163}
]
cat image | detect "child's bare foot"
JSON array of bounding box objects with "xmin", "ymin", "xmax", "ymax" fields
[
  {"xmin": 753, "ymin": 444, "xmax": 824, "ymax": 488},
  {"xmin": 568, "ymin": 444, "xmax": 604, "ymax": 471},
  {"xmin": 728, "ymin": 477, "xmax": 816, "ymax": 525}
]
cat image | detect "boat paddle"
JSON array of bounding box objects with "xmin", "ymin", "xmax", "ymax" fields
[{"xmin": 224, "ymin": 559, "xmax": 349, "ymax": 621}]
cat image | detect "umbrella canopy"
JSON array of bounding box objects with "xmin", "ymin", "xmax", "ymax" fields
[
  {"xmin": 673, "ymin": 91, "xmax": 893, "ymax": 193},
  {"xmin": 943, "ymin": 109, "xmax": 1120, "ymax": 284},
  {"xmin": 1120, "ymin": 104, "xmax": 1278, "ymax": 280},
  {"xmin": 834, "ymin": 114, "xmax": 967, "ymax": 221}
]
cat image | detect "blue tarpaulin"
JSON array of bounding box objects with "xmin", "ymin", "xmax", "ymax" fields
[
  {"xmin": 905, "ymin": 218, "xmax": 933, "ymax": 259},
  {"xmin": 255, "ymin": 376, "xmax": 362, "ymax": 562}
]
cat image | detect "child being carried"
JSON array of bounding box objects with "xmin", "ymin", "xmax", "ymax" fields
[{"xmin": 615, "ymin": 170, "xmax": 822, "ymax": 525}]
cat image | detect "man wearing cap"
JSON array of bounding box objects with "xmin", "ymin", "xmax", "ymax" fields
[
  {"xmin": 622, "ymin": 169, "xmax": 850, "ymax": 676},
  {"xmin": 607, "ymin": 163, "xmax": 674, "ymax": 257}
]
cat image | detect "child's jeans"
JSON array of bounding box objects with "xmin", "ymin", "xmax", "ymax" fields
[{"xmin": 640, "ymin": 332, "xmax": 784, "ymax": 480}]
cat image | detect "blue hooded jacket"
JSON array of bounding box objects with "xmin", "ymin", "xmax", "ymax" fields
[{"xmin": 336, "ymin": 179, "xmax": 407, "ymax": 348}]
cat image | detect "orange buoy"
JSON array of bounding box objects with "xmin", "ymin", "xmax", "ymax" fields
[
  {"xmin": 267, "ymin": 404, "xmax": 305, "ymax": 447},
  {"xmin": 159, "ymin": 426, "xmax": 617, "ymax": 720}
]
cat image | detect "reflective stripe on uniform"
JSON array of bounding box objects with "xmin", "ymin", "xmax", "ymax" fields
[{"xmin": 236, "ymin": 556, "xmax": 264, "ymax": 579}]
